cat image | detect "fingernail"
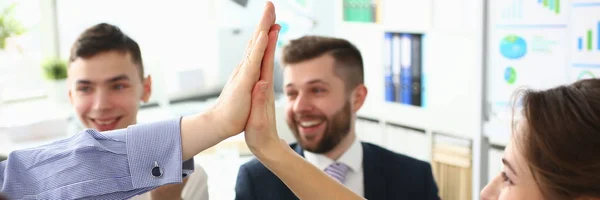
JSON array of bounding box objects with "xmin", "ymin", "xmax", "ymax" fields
[{"xmin": 271, "ymin": 10, "xmax": 275, "ymax": 21}]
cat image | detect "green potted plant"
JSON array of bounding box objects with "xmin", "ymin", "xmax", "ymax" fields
[
  {"xmin": 0, "ymin": 3, "xmax": 26, "ymax": 50},
  {"xmin": 42, "ymin": 58, "xmax": 69, "ymax": 104},
  {"xmin": 42, "ymin": 58, "xmax": 68, "ymax": 80}
]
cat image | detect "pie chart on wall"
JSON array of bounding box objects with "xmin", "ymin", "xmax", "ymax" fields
[
  {"xmin": 578, "ymin": 70, "xmax": 595, "ymax": 80},
  {"xmin": 504, "ymin": 66, "xmax": 517, "ymax": 84},
  {"xmin": 500, "ymin": 35, "xmax": 527, "ymax": 59}
]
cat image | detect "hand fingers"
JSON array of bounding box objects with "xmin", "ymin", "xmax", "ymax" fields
[
  {"xmin": 227, "ymin": 62, "xmax": 242, "ymax": 85},
  {"xmin": 227, "ymin": 37, "xmax": 255, "ymax": 85},
  {"xmin": 235, "ymin": 2, "xmax": 274, "ymax": 86},
  {"xmin": 265, "ymin": 74, "xmax": 276, "ymax": 126},
  {"xmin": 247, "ymin": 81, "xmax": 270, "ymax": 132},
  {"xmin": 243, "ymin": 36, "xmax": 254, "ymax": 61},
  {"xmin": 259, "ymin": 24, "xmax": 281, "ymax": 84},
  {"xmin": 242, "ymin": 31, "xmax": 269, "ymax": 79},
  {"xmin": 252, "ymin": 2, "xmax": 276, "ymax": 43}
]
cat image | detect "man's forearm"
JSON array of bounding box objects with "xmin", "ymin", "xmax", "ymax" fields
[
  {"xmin": 180, "ymin": 113, "xmax": 226, "ymax": 161},
  {"xmin": 255, "ymin": 141, "xmax": 365, "ymax": 200}
]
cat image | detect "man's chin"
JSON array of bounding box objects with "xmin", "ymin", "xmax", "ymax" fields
[{"xmin": 298, "ymin": 141, "xmax": 326, "ymax": 153}]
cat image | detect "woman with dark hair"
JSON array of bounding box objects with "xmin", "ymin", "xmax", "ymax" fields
[{"xmin": 481, "ymin": 79, "xmax": 600, "ymax": 200}]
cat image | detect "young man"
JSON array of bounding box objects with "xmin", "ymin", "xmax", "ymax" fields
[
  {"xmin": 235, "ymin": 36, "xmax": 440, "ymax": 200},
  {"xmin": 0, "ymin": 2, "xmax": 281, "ymax": 199},
  {"xmin": 67, "ymin": 23, "xmax": 208, "ymax": 200}
]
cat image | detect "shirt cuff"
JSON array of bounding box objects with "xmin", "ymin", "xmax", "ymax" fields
[
  {"xmin": 182, "ymin": 158, "xmax": 195, "ymax": 178},
  {"xmin": 126, "ymin": 117, "xmax": 188, "ymax": 189}
]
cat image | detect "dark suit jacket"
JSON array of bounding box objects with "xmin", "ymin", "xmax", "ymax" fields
[{"xmin": 235, "ymin": 142, "xmax": 440, "ymax": 200}]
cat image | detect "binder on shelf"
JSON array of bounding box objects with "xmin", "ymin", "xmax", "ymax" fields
[
  {"xmin": 343, "ymin": 0, "xmax": 353, "ymax": 22},
  {"xmin": 343, "ymin": 0, "xmax": 351, "ymax": 21},
  {"xmin": 372, "ymin": 0, "xmax": 380, "ymax": 23},
  {"xmin": 421, "ymin": 35, "xmax": 427, "ymax": 108},
  {"xmin": 391, "ymin": 34, "xmax": 403, "ymax": 103},
  {"xmin": 384, "ymin": 33, "xmax": 395, "ymax": 102},
  {"xmin": 400, "ymin": 34, "xmax": 412, "ymax": 105},
  {"xmin": 410, "ymin": 34, "xmax": 422, "ymax": 106},
  {"xmin": 364, "ymin": 0, "xmax": 374, "ymax": 22},
  {"xmin": 383, "ymin": 32, "xmax": 424, "ymax": 107},
  {"xmin": 343, "ymin": 0, "xmax": 378, "ymax": 23},
  {"xmin": 371, "ymin": 0, "xmax": 379, "ymax": 23},
  {"xmin": 356, "ymin": 0, "xmax": 368, "ymax": 22}
]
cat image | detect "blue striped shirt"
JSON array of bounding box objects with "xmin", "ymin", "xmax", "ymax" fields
[{"xmin": 0, "ymin": 117, "xmax": 195, "ymax": 200}]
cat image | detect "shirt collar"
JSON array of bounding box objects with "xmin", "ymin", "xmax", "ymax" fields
[{"xmin": 304, "ymin": 137, "xmax": 363, "ymax": 172}]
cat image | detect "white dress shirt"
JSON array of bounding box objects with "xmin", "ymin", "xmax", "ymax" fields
[{"xmin": 304, "ymin": 137, "xmax": 364, "ymax": 196}]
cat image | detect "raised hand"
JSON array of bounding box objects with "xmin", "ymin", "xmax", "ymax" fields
[
  {"xmin": 243, "ymin": 16, "xmax": 282, "ymax": 154},
  {"xmin": 208, "ymin": 1, "xmax": 277, "ymax": 140},
  {"xmin": 180, "ymin": 1, "xmax": 279, "ymax": 160}
]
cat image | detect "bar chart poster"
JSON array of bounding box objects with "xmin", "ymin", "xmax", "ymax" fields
[
  {"xmin": 568, "ymin": 1, "xmax": 600, "ymax": 81},
  {"xmin": 486, "ymin": 0, "xmax": 570, "ymax": 124},
  {"xmin": 490, "ymin": 0, "xmax": 568, "ymax": 26}
]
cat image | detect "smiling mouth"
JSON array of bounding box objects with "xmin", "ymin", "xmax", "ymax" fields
[
  {"xmin": 298, "ymin": 119, "xmax": 324, "ymax": 128},
  {"xmin": 90, "ymin": 116, "xmax": 122, "ymax": 131}
]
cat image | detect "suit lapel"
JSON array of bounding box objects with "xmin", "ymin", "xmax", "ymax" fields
[
  {"xmin": 293, "ymin": 143, "xmax": 391, "ymax": 198},
  {"xmin": 362, "ymin": 143, "xmax": 386, "ymax": 199}
]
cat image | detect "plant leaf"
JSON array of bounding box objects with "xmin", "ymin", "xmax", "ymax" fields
[
  {"xmin": 0, "ymin": 3, "xmax": 26, "ymax": 37},
  {"xmin": 42, "ymin": 58, "xmax": 68, "ymax": 80}
]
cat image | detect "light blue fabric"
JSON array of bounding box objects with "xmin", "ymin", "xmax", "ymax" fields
[{"xmin": 0, "ymin": 118, "xmax": 194, "ymax": 200}]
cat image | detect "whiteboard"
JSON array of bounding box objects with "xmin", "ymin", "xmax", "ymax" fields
[{"xmin": 484, "ymin": 0, "xmax": 600, "ymax": 143}]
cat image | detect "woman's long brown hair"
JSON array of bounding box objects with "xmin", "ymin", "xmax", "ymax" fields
[{"xmin": 514, "ymin": 78, "xmax": 600, "ymax": 199}]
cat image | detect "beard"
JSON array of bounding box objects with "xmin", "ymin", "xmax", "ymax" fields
[{"xmin": 288, "ymin": 100, "xmax": 352, "ymax": 154}]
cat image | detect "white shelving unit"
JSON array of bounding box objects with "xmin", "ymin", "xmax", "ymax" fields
[{"xmin": 330, "ymin": 0, "xmax": 486, "ymax": 198}]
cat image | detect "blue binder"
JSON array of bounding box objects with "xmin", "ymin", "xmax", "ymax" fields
[
  {"xmin": 400, "ymin": 34, "xmax": 412, "ymax": 105},
  {"xmin": 384, "ymin": 33, "xmax": 395, "ymax": 102}
]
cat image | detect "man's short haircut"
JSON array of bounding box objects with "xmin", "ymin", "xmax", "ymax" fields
[
  {"xmin": 69, "ymin": 23, "xmax": 144, "ymax": 80},
  {"xmin": 281, "ymin": 35, "xmax": 364, "ymax": 91}
]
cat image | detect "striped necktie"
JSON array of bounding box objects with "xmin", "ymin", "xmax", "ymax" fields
[{"xmin": 324, "ymin": 162, "xmax": 350, "ymax": 183}]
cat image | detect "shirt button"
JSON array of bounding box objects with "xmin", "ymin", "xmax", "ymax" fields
[{"xmin": 152, "ymin": 161, "xmax": 163, "ymax": 178}]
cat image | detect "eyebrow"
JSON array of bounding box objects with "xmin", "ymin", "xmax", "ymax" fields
[
  {"xmin": 285, "ymin": 79, "xmax": 330, "ymax": 88},
  {"xmin": 76, "ymin": 74, "xmax": 130, "ymax": 85},
  {"xmin": 502, "ymin": 158, "xmax": 518, "ymax": 176}
]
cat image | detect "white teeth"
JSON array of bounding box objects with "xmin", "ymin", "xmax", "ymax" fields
[
  {"xmin": 95, "ymin": 118, "xmax": 117, "ymax": 125},
  {"xmin": 300, "ymin": 120, "xmax": 322, "ymax": 127}
]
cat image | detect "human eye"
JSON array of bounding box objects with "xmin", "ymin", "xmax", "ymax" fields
[{"xmin": 502, "ymin": 171, "xmax": 514, "ymax": 185}]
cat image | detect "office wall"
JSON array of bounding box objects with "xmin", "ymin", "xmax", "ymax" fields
[
  {"xmin": 330, "ymin": 0, "xmax": 485, "ymax": 198},
  {"xmin": 55, "ymin": 0, "xmax": 262, "ymax": 104},
  {"xmin": 46, "ymin": 1, "xmax": 490, "ymax": 198}
]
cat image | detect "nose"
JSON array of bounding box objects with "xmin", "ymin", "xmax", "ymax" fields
[
  {"xmin": 480, "ymin": 175, "xmax": 501, "ymax": 200},
  {"xmin": 91, "ymin": 89, "xmax": 113, "ymax": 111},
  {"xmin": 292, "ymin": 93, "xmax": 313, "ymax": 113}
]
